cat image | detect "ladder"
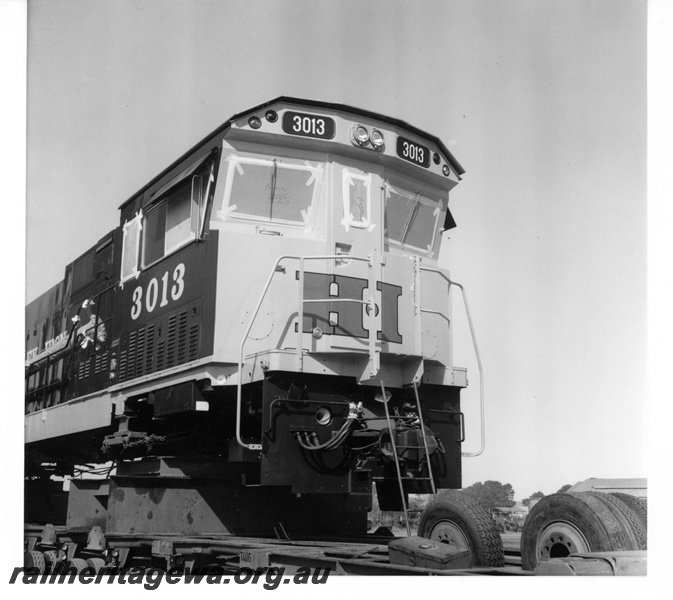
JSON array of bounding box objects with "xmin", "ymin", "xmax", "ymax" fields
[{"xmin": 380, "ymin": 380, "xmax": 437, "ymax": 537}]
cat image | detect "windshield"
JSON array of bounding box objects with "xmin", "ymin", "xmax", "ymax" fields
[
  {"xmin": 214, "ymin": 151, "xmax": 324, "ymax": 226},
  {"xmin": 384, "ymin": 181, "xmax": 443, "ymax": 254}
]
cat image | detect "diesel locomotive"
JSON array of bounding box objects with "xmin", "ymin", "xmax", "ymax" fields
[{"xmin": 26, "ymin": 97, "xmax": 499, "ymax": 557}]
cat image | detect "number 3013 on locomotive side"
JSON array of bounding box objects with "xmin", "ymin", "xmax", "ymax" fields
[{"xmin": 130, "ymin": 263, "xmax": 186, "ymax": 320}]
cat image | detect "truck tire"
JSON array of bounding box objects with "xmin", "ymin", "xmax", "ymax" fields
[
  {"xmin": 610, "ymin": 493, "xmax": 647, "ymax": 536},
  {"xmin": 589, "ymin": 492, "xmax": 646, "ymax": 550},
  {"xmin": 417, "ymin": 490, "xmax": 505, "ymax": 567},
  {"xmin": 69, "ymin": 558, "xmax": 89, "ymax": 573},
  {"xmin": 25, "ymin": 550, "xmax": 46, "ymax": 574},
  {"xmin": 86, "ymin": 557, "xmax": 107, "ymax": 573},
  {"xmin": 43, "ymin": 550, "xmax": 59, "ymax": 567},
  {"xmin": 521, "ymin": 492, "xmax": 645, "ymax": 571}
]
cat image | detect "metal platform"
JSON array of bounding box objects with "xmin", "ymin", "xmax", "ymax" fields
[{"xmin": 25, "ymin": 525, "xmax": 529, "ymax": 576}]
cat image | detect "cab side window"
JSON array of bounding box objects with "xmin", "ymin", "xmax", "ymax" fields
[{"xmin": 142, "ymin": 177, "xmax": 197, "ymax": 268}]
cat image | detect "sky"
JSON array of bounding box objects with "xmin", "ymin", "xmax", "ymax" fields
[
  {"xmin": 21, "ymin": 0, "xmax": 649, "ymax": 503},
  {"xmin": 3, "ymin": 0, "xmax": 673, "ymax": 593}
]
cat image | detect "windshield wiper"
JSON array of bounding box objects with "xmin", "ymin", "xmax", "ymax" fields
[{"xmin": 400, "ymin": 192, "xmax": 420, "ymax": 245}]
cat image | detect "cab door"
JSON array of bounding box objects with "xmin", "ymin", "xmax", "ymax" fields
[
  {"xmin": 326, "ymin": 157, "xmax": 384, "ymax": 363},
  {"xmin": 300, "ymin": 155, "xmax": 385, "ymax": 369}
]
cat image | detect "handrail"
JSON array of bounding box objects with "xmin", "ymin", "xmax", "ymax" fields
[
  {"xmin": 236, "ymin": 254, "xmax": 373, "ymax": 451},
  {"xmin": 419, "ymin": 266, "xmax": 485, "ymax": 458}
]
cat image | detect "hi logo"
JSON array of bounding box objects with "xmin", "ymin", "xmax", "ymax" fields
[{"xmin": 302, "ymin": 273, "xmax": 402, "ymax": 343}]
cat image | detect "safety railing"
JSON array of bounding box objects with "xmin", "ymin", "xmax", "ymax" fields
[
  {"xmin": 379, "ymin": 379, "xmax": 438, "ymax": 537},
  {"xmin": 419, "ymin": 266, "xmax": 485, "ymax": 458},
  {"xmin": 236, "ymin": 253, "xmax": 379, "ymax": 451}
]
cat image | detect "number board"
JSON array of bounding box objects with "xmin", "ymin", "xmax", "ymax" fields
[
  {"xmin": 396, "ymin": 136, "xmax": 431, "ymax": 168},
  {"xmin": 282, "ymin": 111, "xmax": 336, "ymax": 140}
]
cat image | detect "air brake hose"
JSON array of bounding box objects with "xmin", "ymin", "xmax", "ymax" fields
[{"xmin": 294, "ymin": 418, "xmax": 355, "ymax": 451}]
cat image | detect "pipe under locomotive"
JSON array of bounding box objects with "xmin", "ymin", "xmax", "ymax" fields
[{"xmin": 25, "ymin": 97, "xmax": 471, "ymax": 537}]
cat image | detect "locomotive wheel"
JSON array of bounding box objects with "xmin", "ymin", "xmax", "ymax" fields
[
  {"xmin": 610, "ymin": 493, "xmax": 648, "ymax": 537},
  {"xmin": 25, "ymin": 550, "xmax": 46, "ymax": 574},
  {"xmin": 521, "ymin": 492, "xmax": 646, "ymax": 571},
  {"xmin": 417, "ymin": 490, "xmax": 505, "ymax": 567}
]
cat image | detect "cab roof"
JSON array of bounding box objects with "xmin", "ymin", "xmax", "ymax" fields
[{"xmin": 120, "ymin": 96, "xmax": 464, "ymax": 210}]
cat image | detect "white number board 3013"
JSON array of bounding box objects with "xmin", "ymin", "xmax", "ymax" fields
[
  {"xmin": 131, "ymin": 263, "xmax": 186, "ymax": 320},
  {"xmin": 282, "ymin": 111, "xmax": 336, "ymax": 140},
  {"xmin": 396, "ymin": 135, "xmax": 431, "ymax": 168}
]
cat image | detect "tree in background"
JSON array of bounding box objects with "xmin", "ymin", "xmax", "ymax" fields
[
  {"xmin": 522, "ymin": 491, "xmax": 545, "ymax": 507},
  {"xmin": 462, "ymin": 481, "xmax": 515, "ymax": 511},
  {"xmin": 557, "ymin": 484, "xmax": 572, "ymax": 493}
]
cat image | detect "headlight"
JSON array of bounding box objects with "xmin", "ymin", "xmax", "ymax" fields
[
  {"xmin": 370, "ymin": 129, "xmax": 385, "ymax": 149},
  {"xmin": 352, "ymin": 124, "xmax": 369, "ymax": 146}
]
